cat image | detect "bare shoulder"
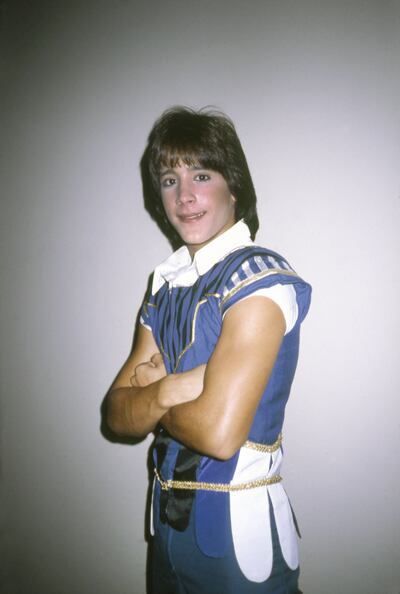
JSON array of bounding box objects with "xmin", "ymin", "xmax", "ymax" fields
[{"xmin": 221, "ymin": 295, "xmax": 286, "ymax": 346}]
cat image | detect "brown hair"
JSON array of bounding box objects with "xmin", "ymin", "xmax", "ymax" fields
[{"xmin": 140, "ymin": 106, "xmax": 259, "ymax": 249}]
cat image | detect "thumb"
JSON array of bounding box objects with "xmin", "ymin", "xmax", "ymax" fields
[{"xmin": 151, "ymin": 353, "xmax": 164, "ymax": 367}]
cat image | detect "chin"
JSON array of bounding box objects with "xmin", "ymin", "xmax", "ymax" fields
[
  {"xmin": 174, "ymin": 226, "xmax": 210, "ymax": 246},
  {"xmin": 181, "ymin": 233, "xmax": 208, "ymax": 246}
]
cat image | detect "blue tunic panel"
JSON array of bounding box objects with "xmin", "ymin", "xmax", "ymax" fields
[{"xmin": 141, "ymin": 245, "xmax": 311, "ymax": 558}]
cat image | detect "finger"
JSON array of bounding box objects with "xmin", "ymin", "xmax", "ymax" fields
[
  {"xmin": 130, "ymin": 374, "xmax": 139, "ymax": 387},
  {"xmin": 151, "ymin": 353, "xmax": 163, "ymax": 366},
  {"xmin": 135, "ymin": 361, "xmax": 155, "ymax": 374}
]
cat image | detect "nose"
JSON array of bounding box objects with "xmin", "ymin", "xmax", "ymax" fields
[{"xmin": 176, "ymin": 178, "xmax": 195, "ymax": 205}]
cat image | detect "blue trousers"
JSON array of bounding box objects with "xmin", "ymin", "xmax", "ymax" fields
[{"xmin": 150, "ymin": 503, "xmax": 302, "ymax": 594}]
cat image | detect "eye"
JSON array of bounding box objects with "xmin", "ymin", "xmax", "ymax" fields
[
  {"xmin": 194, "ymin": 172, "xmax": 211, "ymax": 182},
  {"xmin": 160, "ymin": 176, "xmax": 176, "ymax": 188}
]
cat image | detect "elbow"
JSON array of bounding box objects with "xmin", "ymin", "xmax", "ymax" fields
[
  {"xmin": 106, "ymin": 413, "xmax": 123, "ymax": 437},
  {"xmin": 106, "ymin": 388, "xmax": 150, "ymax": 438},
  {"xmin": 208, "ymin": 440, "xmax": 243, "ymax": 461},
  {"xmin": 106, "ymin": 389, "xmax": 135, "ymax": 437},
  {"xmin": 106, "ymin": 391, "xmax": 124, "ymax": 435},
  {"xmin": 206, "ymin": 413, "xmax": 248, "ymax": 460},
  {"xmin": 199, "ymin": 426, "xmax": 245, "ymax": 461}
]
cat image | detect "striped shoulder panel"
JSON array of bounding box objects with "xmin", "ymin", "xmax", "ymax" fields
[{"xmin": 203, "ymin": 246, "xmax": 297, "ymax": 295}]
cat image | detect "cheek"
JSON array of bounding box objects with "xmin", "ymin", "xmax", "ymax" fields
[
  {"xmin": 219, "ymin": 193, "xmax": 236, "ymax": 214},
  {"xmin": 205, "ymin": 187, "xmax": 233, "ymax": 210}
]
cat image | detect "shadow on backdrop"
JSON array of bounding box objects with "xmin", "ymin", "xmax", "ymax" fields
[{"xmin": 100, "ymin": 293, "xmax": 156, "ymax": 594}]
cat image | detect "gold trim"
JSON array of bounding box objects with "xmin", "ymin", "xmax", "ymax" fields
[
  {"xmin": 142, "ymin": 301, "xmax": 169, "ymax": 359},
  {"xmin": 158, "ymin": 343, "xmax": 170, "ymax": 361},
  {"xmin": 154, "ymin": 468, "xmax": 281, "ymax": 492},
  {"xmin": 142, "ymin": 301, "xmax": 157, "ymax": 318},
  {"xmin": 173, "ymin": 293, "xmax": 220, "ymax": 372},
  {"xmin": 244, "ymin": 433, "xmax": 282, "ymax": 453},
  {"xmin": 220, "ymin": 269, "xmax": 299, "ymax": 307},
  {"xmin": 173, "ymin": 298, "xmax": 206, "ymax": 371}
]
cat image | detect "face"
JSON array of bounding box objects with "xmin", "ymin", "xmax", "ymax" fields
[{"xmin": 159, "ymin": 164, "xmax": 236, "ymax": 256}]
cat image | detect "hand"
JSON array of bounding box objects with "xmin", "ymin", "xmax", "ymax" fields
[
  {"xmin": 158, "ymin": 365, "xmax": 206, "ymax": 409},
  {"xmin": 130, "ymin": 353, "xmax": 167, "ymax": 387}
]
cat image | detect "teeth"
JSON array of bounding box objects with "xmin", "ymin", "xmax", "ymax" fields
[{"xmin": 182, "ymin": 212, "xmax": 204, "ymax": 220}]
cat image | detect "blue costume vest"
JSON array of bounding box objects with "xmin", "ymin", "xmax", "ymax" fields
[{"xmin": 140, "ymin": 245, "xmax": 311, "ymax": 569}]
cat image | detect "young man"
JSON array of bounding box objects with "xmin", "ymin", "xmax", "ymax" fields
[{"xmin": 107, "ymin": 107, "xmax": 311, "ymax": 593}]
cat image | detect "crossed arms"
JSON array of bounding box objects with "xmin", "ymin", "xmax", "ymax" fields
[{"xmin": 106, "ymin": 296, "xmax": 285, "ymax": 460}]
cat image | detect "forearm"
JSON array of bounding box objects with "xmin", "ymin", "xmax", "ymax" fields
[
  {"xmin": 107, "ymin": 364, "xmax": 206, "ymax": 438},
  {"xmin": 106, "ymin": 379, "xmax": 169, "ymax": 438},
  {"xmin": 161, "ymin": 400, "xmax": 216, "ymax": 456},
  {"xmin": 160, "ymin": 360, "xmax": 245, "ymax": 459},
  {"xmin": 160, "ymin": 389, "xmax": 242, "ymax": 460},
  {"xmin": 157, "ymin": 366, "xmax": 207, "ymax": 444}
]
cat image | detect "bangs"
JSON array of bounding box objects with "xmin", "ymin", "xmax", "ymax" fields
[{"xmin": 155, "ymin": 140, "xmax": 223, "ymax": 175}]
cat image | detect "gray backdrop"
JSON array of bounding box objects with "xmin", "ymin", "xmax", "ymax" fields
[{"xmin": 1, "ymin": 1, "xmax": 399, "ymax": 593}]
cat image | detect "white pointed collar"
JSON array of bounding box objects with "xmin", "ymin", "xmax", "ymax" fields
[{"xmin": 151, "ymin": 220, "xmax": 253, "ymax": 294}]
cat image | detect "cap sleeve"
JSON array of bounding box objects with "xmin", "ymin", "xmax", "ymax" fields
[{"xmin": 220, "ymin": 252, "xmax": 311, "ymax": 326}]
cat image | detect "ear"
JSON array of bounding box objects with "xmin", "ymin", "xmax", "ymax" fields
[{"xmin": 231, "ymin": 194, "xmax": 237, "ymax": 203}]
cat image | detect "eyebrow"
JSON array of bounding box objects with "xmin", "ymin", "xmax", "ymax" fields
[
  {"xmin": 159, "ymin": 168, "xmax": 175, "ymax": 177},
  {"xmin": 159, "ymin": 165, "xmax": 205, "ymax": 177}
]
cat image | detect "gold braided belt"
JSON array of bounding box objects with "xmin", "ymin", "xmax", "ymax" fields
[
  {"xmin": 243, "ymin": 432, "xmax": 282, "ymax": 453},
  {"xmin": 154, "ymin": 434, "xmax": 283, "ymax": 493}
]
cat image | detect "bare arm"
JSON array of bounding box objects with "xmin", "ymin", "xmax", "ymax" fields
[
  {"xmin": 106, "ymin": 324, "xmax": 204, "ymax": 437},
  {"xmin": 160, "ymin": 296, "xmax": 286, "ymax": 460}
]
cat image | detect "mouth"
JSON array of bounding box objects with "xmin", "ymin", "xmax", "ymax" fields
[{"xmin": 178, "ymin": 211, "xmax": 206, "ymax": 223}]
